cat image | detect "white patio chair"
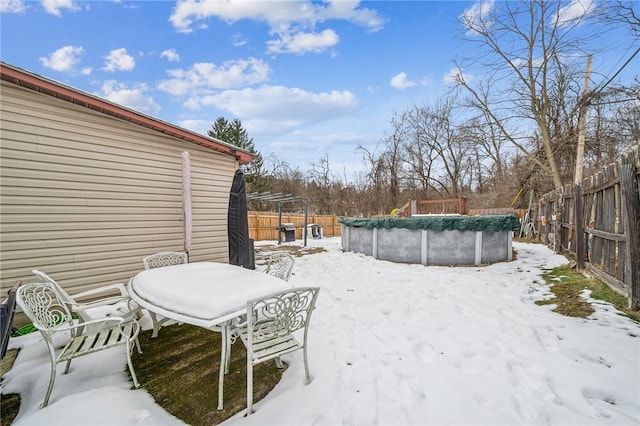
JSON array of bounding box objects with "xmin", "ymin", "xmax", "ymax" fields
[
  {"xmin": 16, "ymin": 281, "xmax": 141, "ymax": 407},
  {"xmin": 32, "ymin": 270, "xmax": 140, "ymax": 324},
  {"xmin": 225, "ymin": 253, "xmax": 295, "ymax": 366},
  {"xmin": 32, "ymin": 270, "xmax": 142, "ymax": 353},
  {"xmin": 142, "ymin": 251, "xmax": 188, "ymax": 270},
  {"xmin": 265, "ymin": 252, "xmax": 295, "ymax": 281},
  {"xmin": 225, "ymin": 286, "xmax": 320, "ymax": 415},
  {"xmin": 142, "ymin": 251, "xmax": 188, "ymax": 338}
]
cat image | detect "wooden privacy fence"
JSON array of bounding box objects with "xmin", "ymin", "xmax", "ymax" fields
[
  {"xmin": 247, "ymin": 212, "xmax": 341, "ymax": 242},
  {"xmin": 394, "ymin": 197, "xmax": 468, "ymax": 216},
  {"xmin": 538, "ymin": 144, "xmax": 640, "ymax": 309}
]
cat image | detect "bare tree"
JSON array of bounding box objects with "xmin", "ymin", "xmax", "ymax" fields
[
  {"xmin": 402, "ymin": 107, "xmax": 442, "ymax": 197},
  {"xmin": 404, "ymin": 97, "xmax": 473, "ymax": 197},
  {"xmin": 307, "ymin": 154, "xmax": 334, "ymax": 214},
  {"xmin": 454, "ymin": 0, "xmax": 608, "ymax": 189},
  {"xmin": 609, "ymin": 1, "xmax": 640, "ymax": 37},
  {"xmin": 460, "ymin": 111, "xmax": 511, "ymax": 193},
  {"xmin": 357, "ymin": 113, "xmax": 407, "ymax": 213},
  {"xmin": 586, "ymin": 84, "xmax": 640, "ymax": 169}
]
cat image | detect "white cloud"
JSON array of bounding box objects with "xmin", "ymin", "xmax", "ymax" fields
[
  {"xmin": 556, "ymin": 0, "xmax": 596, "ymax": 27},
  {"xmin": 157, "ymin": 58, "xmax": 270, "ymax": 96},
  {"xmin": 390, "ymin": 72, "xmax": 432, "ymax": 90},
  {"xmin": 267, "ymin": 29, "xmax": 339, "ymax": 54},
  {"xmin": 103, "ymin": 48, "xmax": 135, "ymax": 72},
  {"xmin": 1, "ymin": 0, "xmax": 25, "ymax": 13},
  {"xmin": 39, "ymin": 45, "xmax": 84, "ymax": 72},
  {"xmin": 461, "ymin": 0, "xmax": 494, "ymax": 35},
  {"xmin": 179, "ymin": 119, "xmax": 212, "ymax": 136},
  {"xmin": 170, "ymin": 0, "xmax": 383, "ymax": 33},
  {"xmin": 232, "ymin": 34, "xmax": 247, "ymax": 47},
  {"xmin": 443, "ymin": 67, "xmax": 473, "ymax": 84},
  {"xmin": 40, "ymin": 0, "xmax": 79, "ymax": 16},
  {"xmin": 318, "ymin": 0, "xmax": 384, "ymax": 32},
  {"xmin": 168, "ymin": 0, "xmax": 384, "ymax": 55},
  {"xmin": 160, "ymin": 49, "xmax": 180, "ymax": 62},
  {"xmin": 188, "ymin": 85, "xmax": 358, "ymax": 133},
  {"xmin": 390, "ymin": 72, "xmax": 415, "ymax": 90},
  {"xmin": 99, "ymin": 80, "xmax": 160, "ymax": 113},
  {"xmin": 80, "ymin": 67, "xmax": 92, "ymax": 75}
]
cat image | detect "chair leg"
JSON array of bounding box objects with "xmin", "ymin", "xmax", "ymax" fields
[
  {"xmin": 134, "ymin": 336, "xmax": 143, "ymax": 354},
  {"xmin": 126, "ymin": 341, "xmax": 140, "ymax": 388},
  {"xmin": 42, "ymin": 353, "xmax": 58, "ymax": 408},
  {"xmin": 128, "ymin": 300, "xmax": 142, "ymax": 320},
  {"xmin": 247, "ymin": 359, "xmax": 254, "ymax": 415},
  {"xmin": 275, "ymin": 356, "xmax": 284, "ymax": 369},
  {"xmin": 303, "ymin": 346, "xmax": 311, "ymax": 385},
  {"xmin": 63, "ymin": 359, "xmax": 72, "ymax": 374}
]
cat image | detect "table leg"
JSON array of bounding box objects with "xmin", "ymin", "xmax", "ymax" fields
[{"xmin": 217, "ymin": 323, "xmax": 228, "ymax": 410}]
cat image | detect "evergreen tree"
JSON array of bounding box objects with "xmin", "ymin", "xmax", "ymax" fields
[{"xmin": 208, "ymin": 117, "xmax": 266, "ymax": 192}]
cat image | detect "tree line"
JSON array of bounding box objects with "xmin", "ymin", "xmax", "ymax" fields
[{"xmin": 209, "ymin": 1, "xmax": 639, "ymax": 217}]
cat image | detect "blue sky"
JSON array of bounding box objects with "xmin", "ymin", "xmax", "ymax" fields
[{"xmin": 1, "ymin": 1, "xmax": 637, "ymax": 178}]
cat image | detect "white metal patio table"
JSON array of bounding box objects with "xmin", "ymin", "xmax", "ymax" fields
[{"xmin": 128, "ymin": 261, "xmax": 292, "ymax": 410}]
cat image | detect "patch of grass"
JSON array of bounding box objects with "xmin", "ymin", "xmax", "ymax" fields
[
  {"xmin": 132, "ymin": 323, "xmax": 287, "ymax": 425},
  {"xmin": 1, "ymin": 348, "xmax": 21, "ymax": 426},
  {"xmin": 538, "ymin": 265, "xmax": 640, "ymax": 323},
  {"xmin": 588, "ymin": 280, "xmax": 640, "ymax": 323},
  {"xmin": 0, "ymin": 348, "xmax": 19, "ymax": 379},
  {"xmin": 0, "ymin": 392, "xmax": 20, "ymax": 426},
  {"xmin": 258, "ymin": 244, "xmax": 326, "ymax": 257}
]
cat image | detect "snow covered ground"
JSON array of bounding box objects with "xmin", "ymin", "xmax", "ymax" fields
[{"xmin": 3, "ymin": 237, "xmax": 639, "ymax": 425}]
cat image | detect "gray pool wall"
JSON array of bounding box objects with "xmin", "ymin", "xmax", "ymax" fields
[{"xmin": 341, "ymin": 224, "xmax": 513, "ymax": 266}]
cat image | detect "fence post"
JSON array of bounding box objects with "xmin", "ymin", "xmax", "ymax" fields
[
  {"xmin": 254, "ymin": 212, "xmax": 260, "ymax": 241},
  {"xmin": 619, "ymin": 163, "xmax": 640, "ymax": 310},
  {"xmin": 574, "ymin": 184, "xmax": 585, "ymax": 269},
  {"xmin": 553, "ymin": 188, "xmax": 563, "ymax": 253},
  {"xmin": 538, "ymin": 196, "xmax": 545, "ymax": 244}
]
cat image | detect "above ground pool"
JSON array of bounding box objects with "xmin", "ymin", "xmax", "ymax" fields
[{"xmin": 339, "ymin": 215, "xmax": 521, "ymax": 266}]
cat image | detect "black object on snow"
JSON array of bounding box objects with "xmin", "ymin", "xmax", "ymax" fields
[{"xmin": 228, "ymin": 170, "xmax": 254, "ymax": 269}]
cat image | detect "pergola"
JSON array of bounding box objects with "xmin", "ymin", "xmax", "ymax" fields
[{"xmin": 246, "ymin": 192, "xmax": 311, "ymax": 246}]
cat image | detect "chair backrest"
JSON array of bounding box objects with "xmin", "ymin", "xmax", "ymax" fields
[
  {"xmin": 32, "ymin": 270, "xmax": 76, "ymax": 306},
  {"xmin": 265, "ymin": 253, "xmax": 295, "ymax": 281},
  {"xmin": 248, "ymin": 287, "xmax": 320, "ymax": 342},
  {"xmin": 16, "ymin": 282, "xmax": 74, "ymax": 336},
  {"xmin": 143, "ymin": 251, "xmax": 188, "ymax": 270}
]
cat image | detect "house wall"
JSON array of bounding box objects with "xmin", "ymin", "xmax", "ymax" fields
[{"xmin": 0, "ymin": 81, "xmax": 237, "ymax": 295}]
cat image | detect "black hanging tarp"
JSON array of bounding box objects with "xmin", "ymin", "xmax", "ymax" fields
[{"xmin": 228, "ymin": 169, "xmax": 254, "ymax": 268}]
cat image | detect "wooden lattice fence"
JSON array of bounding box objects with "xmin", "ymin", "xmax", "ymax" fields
[
  {"xmin": 247, "ymin": 212, "xmax": 341, "ymax": 242},
  {"xmin": 538, "ymin": 144, "xmax": 640, "ymax": 309}
]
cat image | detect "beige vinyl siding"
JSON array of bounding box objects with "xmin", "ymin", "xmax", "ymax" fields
[{"xmin": 0, "ymin": 81, "xmax": 237, "ymax": 295}]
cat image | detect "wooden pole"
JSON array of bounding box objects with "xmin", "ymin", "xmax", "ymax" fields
[
  {"xmin": 574, "ymin": 55, "xmax": 592, "ymax": 185},
  {"xmin": 277, "ymin": 203, "xmax": 282, "ymax": 245},
  {"xmin": 303, "ymin": 201, "xmax": 308, "ymax": 247},
  {"xmin": 254, "ymin": 212, "xmax": 260, "ymax": 241},
  {"xmin": 554, "ymin": 188, "xmax": 563, "ymax": 253}
]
